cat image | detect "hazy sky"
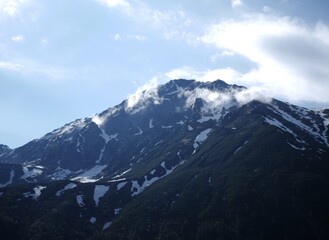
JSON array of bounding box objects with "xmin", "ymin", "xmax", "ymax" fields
[{"xmin": 1, "ymin": 0, "xmax": 329, "ymax": 148}]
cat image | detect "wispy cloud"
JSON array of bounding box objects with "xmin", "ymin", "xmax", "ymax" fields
[
  {"xmin": 110, "ymin": 33, "xmax": 121, "ymax": 41},
  {"xmin": 126, "ymin": 77, "xmax": 162, "ymax": 113},
  {"xmin": 110, "ymin": 33, "xmax": 147, "ymax": 41},
  {"xmin": 1, "ymin": 0, "xmax": 31, "ymax": 17},
  {"xmin": 0, "ymin": 59, "xmax": 75, "ymax": 81},
  {"xmin": 11, "ymin": 35, "xmax": 24, "ymax": 42},
  {"xmin": 0, "ymin": 61, "xmax": 22, "ymax": 71},
  {"xmin": 231, "ymin": 0, "xmax": 243, "ymax": 9},
  {"xmin": 199, "ymin": 14, "xmax": 329, "ymax": 104},
  {"xmin": 95, "ymin": 0, "xmax": 130, "ymax": 9},
  {"xmin": 96, "ymin": 0, "xmax": 191, "ymax": 41},
  {"xmin": 128, "ymin": 35, "xmax": 147, "ymax": 41},
  {"xmin": 164, "ymin": 66, "xmax": 241, "ymax": 83}
]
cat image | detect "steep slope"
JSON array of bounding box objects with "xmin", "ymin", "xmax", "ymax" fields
[
  {"xmin": 0, "ymin": 80, "xmax": 247, "ymax": 185},
  {"xmin": 0, "ymin": 79, "xmax": 329, "ymax": 240},
  {"xmin": 105, "ymin": 101, "xmax": 329, "ymax": 240}
]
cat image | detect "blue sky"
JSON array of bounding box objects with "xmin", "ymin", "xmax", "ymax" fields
[{"xmin": 1, "ymin": 0, "xmax": 329, "ymax": 148}]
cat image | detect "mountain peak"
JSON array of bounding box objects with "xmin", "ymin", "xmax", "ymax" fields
[{"xmin": 1, "ymin": 79, "xmax": 329, "ymax": 239}]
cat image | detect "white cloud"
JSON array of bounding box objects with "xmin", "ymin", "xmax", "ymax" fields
[
  {"xmin": 11, "ymin": 35, "xmax": 24, "ymax": 42},
  {"xmin": 110, "ymin": 33, "xmax": 121, "ymax": 41},
  {"xmin": 126, "ymin": 77, "xmax": 162, "ymax": 113},
  {"xmin": 96, "ymin": 0, "xmax": 191, "ymax": 41},
  {"xmin": 0, "ymin": 61, "xmax": 22, "ymax": 71},
  {"xmin": 95, "ymin": 0, "xmax": 130, "ymax": 9},
  {"xmin": 1, "ymin": 0, "xmax": 30, "ymax": 16},
  {"xmin": 128, "ymin": 35, "xmax": 147, "ymax": 41},
  {"xmin": 165, "ymin": 66, "xmax": 242, "ymax": 84},
  {"xmin": 263, "ymin": 6, "xmax": 272, "ymax": 13},
  {"xmin": 234, "ymin": 87, "xmax": 272, "ymax": 106},
  {"xmin": 200, "ymin": 14, "xmax": 329, "ymax": 105},
  {"xmin": 211, "ymin": 50, "xmax": 235, "ymax": 62},
  {"xmin": 231, "ymin": 0, "xmax": 243, "ymax": 8}
]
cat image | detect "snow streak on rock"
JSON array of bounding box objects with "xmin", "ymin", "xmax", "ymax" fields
[
  {"xmin": 71, "ymin": 165, "xmax": 107, "ymax": 183},
  {"xmin": 0, "ymin": 169, "xmax": 14, "ymax": 188}
]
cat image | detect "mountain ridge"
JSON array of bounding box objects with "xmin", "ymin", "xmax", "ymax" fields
[{"xmin": 0, "ymin": 79, "xmax": 329, "ymax": 239}]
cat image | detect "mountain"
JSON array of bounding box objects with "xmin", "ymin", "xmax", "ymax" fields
[{"xmin": 0, "ymin": 79, "xmax": 329, "ymax": 240}]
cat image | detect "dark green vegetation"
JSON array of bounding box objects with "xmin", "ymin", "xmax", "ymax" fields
[{"xmin": 0, "ymin": 80, "xmax": 329, "ymax": 239}]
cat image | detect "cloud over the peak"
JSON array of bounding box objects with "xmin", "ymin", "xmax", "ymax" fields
[
  {"xmin": 126, "ymin": 78, "xmax": 162, "ymax": 113},
  {"xmin": 199, "ymin": 14, "xmax": 329, "ymax": 105},
  {"xmin": 231, "ymin": 0, "xmax": 243, "ymax": 9}
]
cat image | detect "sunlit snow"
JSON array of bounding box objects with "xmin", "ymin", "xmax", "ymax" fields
[{"xmin": 71, "ymin": 165, "xmax": 107, "ymax": 183}]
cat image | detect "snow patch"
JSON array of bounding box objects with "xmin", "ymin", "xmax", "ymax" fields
[
  {"xmin": 177, "ymin": 120, "xmax": 184, "ymax": 125},
  {"xmin": 155, "ymin": 140, "xmax": 163, "ymax": 146},
  {"xmin": 111, "ymin": 168, "xmax": 132, "ymax": 180},
  {"xmin": 56, "ymin": 183, "xmax": 77, "ymax": 196},
  {"xmin": 149, "ymin": 119, "xmax": 154, "ymax": 128},
  {"xmin": 162, "ymin": 125, "xmax": 173, "ymax": 129},
  {"xmin": 134, "ymin": 127, "xmax": 143, "ymax": 135},
  {"xmin": 188, "ymin": 125, "xmax": 193, "ymax": 131},
  {"xmin": 49, "ymin": 167, "xmax": 72, "ymax": 180},
  {"xmin": 20, "ymin": 166, "xmax": 43, "ymax": 181},
  {"xmin": 71, "ymin": 165, "xmax": 107, "ymax": 183},
  {"xmin": 270, "ymin": 106, "xmax": 328, "ymax": 146},
  {"xmin": 0, "ymin": 169, "xmax": 14, "ymax": 188},
  {"xmin": 108, "ymin": 178, "xmax": 126, "ymax": 183},
  {"xmin": 76, "ymin": 194, "xmax": 85, "ymax": 207},
  {"xmin": 43, "ymin": 118, "xmax": 88, "ymax": 141},
  {"xmin": 96, "ymin": 129, "xmax": 118, "ymax": 164},
  {"xmin": 264, "ymin": 117, "xmax": 301, "ymax": 140},
  {"xmin": 234, "ymin": 140, "xmax": 248, "ymax": 154},
  {"xmin": 193, "ymin": 129, "xmax": 212, "ymax": 149},
  {"xmin": 103, "ymin": 221, "xmax": 112, "ymax": 230},
  {"xmin": 114, "ymin": 208, "xmax": 121, "ymax": 215},
  {"xmin": 23, "ymin": 186, "xmax": 46, "ymax": 200},
  {"xmin": 89, "ymin": 217, "xmax": 96, "ymax": 224},
  {"xmin": 131, "ymin": 160, "xmax": 185, "ymax": 196},
  {"xmin": 93, "ymin": 185, "xmax": 109, "ymax": 207},
  {"xmin": 287, "ymin": 142, "xmax": 306, "ymax": 151},
  {"xmin": 116, "ymin": 181, "xmax": 127, "ymax": 191}
]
